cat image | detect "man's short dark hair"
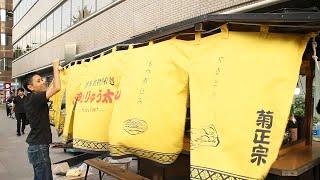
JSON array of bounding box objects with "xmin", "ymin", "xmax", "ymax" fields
[
  {"xmin": 23, "ymin": 72, "xmax": 40, "ymax": 92},
  {"xmin": 17, "ymin": 88, "xmax": 24, "ymax": 92}
]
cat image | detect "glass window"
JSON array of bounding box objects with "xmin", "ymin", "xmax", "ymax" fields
[
  {"xmin": 13, "ymin": 0, "xmax": 37, "ymax": 24},
  {"xmin": 2, "ymin": 58, "xmax": 6, "ymax": 71},
  {"xmin": 83, "ymin": 0, "xmax": 96, "ymax": 18},
  {"xmin": 13, "ymin": 44, "xmax": 17, "ymax": 58},
  {"xmin": 97, "ymin": 0, "xmax": 113, "ymax": 10},
  {"xmin": 24, "ymin": 0, "xmax": 28, "ymax": 14},
  {"xmin": 20, "ymin": 0, "xmax": 27, "ymax": 17},
  {"xmin": 18, "ymin": 5, "xmax": 21, "ymax": 21},
  {"xmin": 14, "ymin": 42, "xmax": 18, "ymax": 58},
  {"xmin": 27, "ymin": 0, "xmax": 33, "ymax": 9},
  {"xmin": 16, "ymin": 41, "xmax": 19, "ymax": 52},
  {"xmin": 29, "ymin": 33, "xmax": 31, "ymax": 48},
  {"xmin": 24, "ymin": 35, "xmax": 28, "ymax": 52},
  {"xmin": 47, "ymin": 14, "xmax": 54, "ymax": 40},
  {"xmin": 35, "ymin": 24, "xmax": 40, "ymax": 45},
  {"xmin": 13, "ymin": 10, "xmax": 16, "ymax": 24},
  {"xmin": 19, "ymin": 3, "xmax": 23, "ymax": 20},
  {"xmin": 3, "ymin": 59, "xmax": 7, "ymax": 71},
  {"xmin": 18, "ymin": 40, "xmax": 23, "ymax": 57},
  {"xmin": 72, "ymin": 0, "xmax": 83, "ymax": 24},
  {"xmin": 30, "ymin": 28, "xmax": 36, "ymax": 48},
  {"xmin": 21, "ymin": 36, "xmax": 25, "ymax": 53},
  {"xmin": 54, "ymin": 6, "xmax": 62, "ymax": 35},
  {"xmin": 13, "ymin": 0, "xmax": 19, "ymax": 8},
  {"xmin": 62, "ymin": 0, "xmax": 71, "ymax": 30},
  {"xmin": 25, "ymin": 33, "xmax": 30, "ymax": 51},
  {"xmin": 31, "ymin": 0, "xmax": 36, "ymax": 6},
  {"xmin": 17, "ymin": 40, "xmax": 21, "ymax": 51},
  {"xmin": 1, "ymin": 9, "xmax": 6, "ymax": 21},
  {"xmin": 16, "ymin": 6, "xmax": 20, "ymax": 23},
  {"xmin": 0, "ymin": 58, "xmax": 4, "ymax": 71},
  {"xmin": 4, "ymin": 58, "xmax": 7, "ymax": 71},
  {"xmin": 40, "ymin": 19, "xmax": 46, "ymax": 43},
  {"xmin": 6, "ymin": 58, "xmax": 12, "ymax": 71},
  {"xmin": 1, "ymin": 33, "xmax": 6, "ymax": 45},
  {"xmin": 6, "ymin": 35, "xmax": 12, "ymax": 46}
]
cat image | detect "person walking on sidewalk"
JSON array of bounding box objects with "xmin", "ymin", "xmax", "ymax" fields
[
  {"xmin": 13, "ymin": 88, "xmax": 27, "ymax": 136},
  {"xmin": 23, "ymin": 59, "xmax": 61, "ymax": 180},
  {"xmin": 6, "ymin": 91, "xmax": 14, "ymax": 118}
]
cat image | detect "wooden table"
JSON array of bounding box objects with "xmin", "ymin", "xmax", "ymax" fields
[{"xmin": 267, "ymin": 141, "xmax": 320, "ymax": 179}]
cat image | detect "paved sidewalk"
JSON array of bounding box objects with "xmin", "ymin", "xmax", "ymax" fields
[
  {"xmin": 0, "ymin": 107, "xmax": 73, "ymax": 180},
  {"xmin": 0, "ymin": 106, "xmax": 138, "ymax": 180}
]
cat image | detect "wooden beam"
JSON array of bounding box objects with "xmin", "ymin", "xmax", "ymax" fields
[
  {"xmin": 304, "ymin": 60, "xmax": 314, "ymax": 145},
  {"xmin": 300, "ymin": 61, "xmax": 311, "ymax": 75}
]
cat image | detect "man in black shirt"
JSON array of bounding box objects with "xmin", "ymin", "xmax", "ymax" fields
[
  {"xmin": 23, "ymin": 60, "xmax": 61, "ymax": 180},
  {"xmin": 13, "ymin": 88, "xmax": 27, "ymax": 136}
]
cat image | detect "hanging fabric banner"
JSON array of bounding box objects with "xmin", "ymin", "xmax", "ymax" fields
[
  {"xmin": 72, "ymin": 50, "xmax": 129, "ymax": 151},
  {"xmin": 49, "ymin": 70, "xmax": 67, "ymax": 136},
  {"xmin": 189, "ymin": 26, "xmax": 310, "ymax": 179},
  {"xmin": 108, "ymin": 39, "xmax": 189, "ymax": 164},
  {"xmin": 62, "ymin": 62, "xmax": 88, "ymax": 142}
]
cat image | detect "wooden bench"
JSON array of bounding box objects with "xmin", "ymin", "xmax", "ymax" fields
[{"xmin": 84, "ymin": 158, "xmax": 150, "ymax": 180}]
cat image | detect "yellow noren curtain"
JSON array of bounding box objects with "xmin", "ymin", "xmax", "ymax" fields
[
  {"xmin": 62, "ymin": 62, "xmax": 88, "ymax": 142},
  {"xmin": 108, "ymin": 39, "xmax": 189, "ymax": 164},
  {"xmin": 189, "ymin": 28, "xmax": 310, "ymax": 179},
  {"xmin": 72, "ymin": 50, "xmax": 129, "ymax": 151},
  {"xmin": 49, "ymin": 70, "xmax": 67, "ymax": 136}
]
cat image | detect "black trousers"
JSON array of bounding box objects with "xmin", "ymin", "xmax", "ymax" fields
[
  {"xmin": 16, "ymin": 113, "xmax": 26, "ymax": 134},
  {"xmin": 6, "ymin": 106, "xmax": 11, "ymax": 116}
]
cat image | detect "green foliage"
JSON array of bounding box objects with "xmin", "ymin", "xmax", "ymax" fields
[
  {"xmin": 14, "ymin": 46, "xmax": 23, "ymax": 59},
  {"xmin": 292, "ymin": 95, "xmax": 305, "ymax": 117},
  {"xmin": 313, "ymin": 116, "xmax": 320, "ymax": 127}
]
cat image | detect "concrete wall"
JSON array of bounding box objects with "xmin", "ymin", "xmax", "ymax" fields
[{"xmin": 12, "ymin": 0, "xmax": 266, "ymax": 77}]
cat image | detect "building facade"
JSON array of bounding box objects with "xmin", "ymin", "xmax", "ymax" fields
[
  {"xmin": 0, "ymin": 0, "xmax": 13, "ymax": 82},
  {"xmin": 11, "ymin": 0, "xmax": 318, "ymax": 80},
  {"xmin": 0, "ymin": 0, "xmax": 13, "ymax": 103}
]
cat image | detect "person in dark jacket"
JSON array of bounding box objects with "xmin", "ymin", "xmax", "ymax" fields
[
  {"xmin": 6, "ymin": 91, "xmax": 14, "ymax": 118},
  {"xmin": 13, "ymin": 88, "xmax": 27, "ymax": 136}
]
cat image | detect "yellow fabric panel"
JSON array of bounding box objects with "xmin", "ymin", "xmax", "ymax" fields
[
  {"xmin": 49, "ymin": 70, "xmax": 67, "ymax": 136},
  {"xmin": 62, "ymin": 62, "xmax": 88, "ymax": 142},
  {"xmin": 48, "ymin": 82, "xmax": 54, "ymax": 125},
  {"xmin": 189, "ymin": 30, "xmax": 309, "ymax": 179},
  {"xmin": 72, "ymin": 50, "xmax": 129, "ymax": 151},
  {"xmin": 108, "ymin": 39, "xmax": 188, "ymax": 164}
]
